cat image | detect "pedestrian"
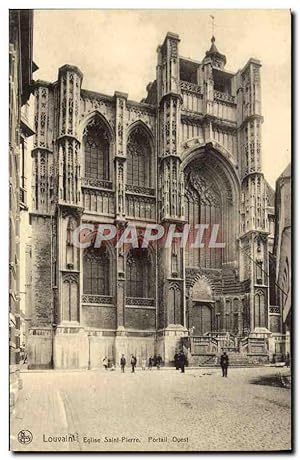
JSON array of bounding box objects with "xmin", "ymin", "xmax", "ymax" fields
[
  {"xmin": 148, "ymin": 356, "xmax": 153, "ymax": 370},
  {"xmin": 141, "ymin": 358, "xmax": 146, "ymax": 370},
  {"xmin": 131, "ymin": 354, "xmax": 137, "ymax": 373},
  {"xmin": 220, "ymin": 351, "xmax": 229, "ymax": 377},
  {"xmin": 156, "ymin": 354, "xmax": 162, "ymax": 369},
  {"xmin": 285, "ymin": 352, "xmax": 290, "ymax": 368},
  {"xmin": 120, "ymin": 354, "xmax": 126, "ymax": 373},
  {"xmin": 174, "ymin": 352, "xmax": 180, "ymax": 370},
  {"xmin": 179, "ymin": 352, "xmax": 186, "ymax": 373},
  {"xmin": 102, "ymin": 356, "xmax": 108, "ymax": 370}
]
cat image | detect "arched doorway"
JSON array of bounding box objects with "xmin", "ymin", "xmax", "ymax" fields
[
  {"xmin": 192, "ymin": 303, "xmax": 213, "ymax": 335},
  {"xmin": 189, "ymin": 277, "xmax": 214, "ymax": 335}
]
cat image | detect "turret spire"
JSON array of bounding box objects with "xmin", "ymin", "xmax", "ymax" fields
[{"xmin": 205, "ymin": 35, "xmax": 227, "ymax": 69}]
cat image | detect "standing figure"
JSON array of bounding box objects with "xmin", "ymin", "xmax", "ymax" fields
[
  {"xmin": 220, "ymin": 351, "xmax": 229, "ymax": 377},
  {"xmin": 120, "ymin": 354, "xmax": 126, "ymax": 373},
  {"xmin": 174, "ymin": 352, "xmax": 180, "ymax": 370},
  {"xmin": 156, "ymin": 354, "xmax": 162, "ymax": 369},
  {"xmin": 131, "ymin": 354, "xmax": 137, "ymax": 373},
  {"xmin": 179, "ymin": 352, "xmax": 186, "ymax": 373},
  {"xmin": 141, "ymin": 358, "xmax": 146, "ymax": 370},
  {"xmin": 148, "ymin": 356, "xmax": 153, "ymax": 370},
  {"xmin": 103, "ymin": 356, "xmax": 108, "ymax": 370}
]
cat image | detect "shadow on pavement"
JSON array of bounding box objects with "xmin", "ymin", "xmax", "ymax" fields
[{"xmin": 250, "ymin": 373, "xmax": 291, "ymax": 389}]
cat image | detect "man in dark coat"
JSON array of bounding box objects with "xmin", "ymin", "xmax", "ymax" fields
[
  {"xmin": 220, "ymin": 351, "xmax": 229, "ymax": 377},
  {"xmin": 179, "ymin": 352, "xmax": 186, "ymax": 373},
  {"xmin": 174, "ymin": 352, "xmax": 180, "ymax": 370},
  {"xmin": 156, "ymin": 354, "xmax": 162, "ymax": 369},
  {"xmin": 120, "ymin": 354, "xmax": 126, "ymax": 373},
  {"xmin": 130, "ymin": 354, "xmax": 137, "ymax": 373}
]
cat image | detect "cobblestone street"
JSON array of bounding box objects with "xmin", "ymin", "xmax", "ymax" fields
[{"xmin": 10, "ymin": 367, "xmax": 291, "ymax": 452}]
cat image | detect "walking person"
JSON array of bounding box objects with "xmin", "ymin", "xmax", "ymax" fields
[
  {"xmin": 220, "ymin": 351, "xmax": 229, "ymax": 377},
  {"xmin": 130, "ymin": 354, "xmax": 137, "ymax": 373},
  {"xmin": 120, "ymin": 354, "xmax": 126, "ymax": 373}
]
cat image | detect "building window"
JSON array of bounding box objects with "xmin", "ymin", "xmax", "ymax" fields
[
  {"xmin": 83, "ymin": 118, "xmax": 109, "ymax": 180},
  {"xmin": 184, "ymin": 168, "xmax": 222, "ymax": 269},
  {"xmin": 83, "ymin": 247, "xmax": 110, "ymax": 295},
  {"xmin": 127, "ymin": 126, "xmax": 152, "ymax": 187},
  {"xmin": 126, "ymin": 248, "xmax": 151, "ymax": 298}
]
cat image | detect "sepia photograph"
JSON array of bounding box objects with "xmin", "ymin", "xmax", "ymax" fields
[{"xmin": 9, "ymin": 8, "xmax": 291, "ymax": 452}]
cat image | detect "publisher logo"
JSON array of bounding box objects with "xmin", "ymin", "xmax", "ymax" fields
[{"xmin": 17, "ymin": 430, "xmax": 33, "ymax": 444}]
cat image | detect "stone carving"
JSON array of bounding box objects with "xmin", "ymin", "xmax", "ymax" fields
[
  {"xmin": 169, "ymin": 281, "xmax": 181, "ymax": 291},
  {"xmin": 117, "ymin": 161, "xmax": 125, "ymax": 215},
  {"xmin": 117, "ymin": 98, "xmax": 125, "ymax": 156},
  {"xmin": 127, "ymin": 104, "xmax": 155, "ymax": 132},
  {"xmin": 125, "ymin": 184, "xmax": 155, "ymax": 196},
  {"xmin": 34, "ymin": 86, "xmax": 49, "ymax": 149},
  {"xmin": 126, "ymin": 297, "xmax": 154, "ymax": 306},
  {"xmin": 253, "ymin": 67, "xmax": 260, "ymax": 84},
  {"xmin": 81, "ymin": 294, "xmax": 113, "ymax": 305},
  {"xmin": 58, "ymin": 137, "xmax": 78, "ymax": 204},
  {"xmin": 62, "ymin": 272, "xmax": 79, "ymax": 283},
  {"xmin": 170, "ymin": 38, "xmax": 178, "ymax": 59},
  {"xmin": 80, "ymin": 93, "xmax": 115, "ymax": 129},
  {"xmin": 185, "ymin": 170, "xmax": 220, "ymax": 206},
  {"xmin": 180, "ymin": 80, "xmax": 203, "ymax": 95},
  {"xmin": 81, "ymin": 177, "xmax": 113, "ymax": 190},
  {"xmin": 214, "ymin": 90, "xmax": 236, "ymax": 105},
  {"xmin": 269, "ymin": 306, "xmax": 280, "ymax": 314},
  {"xmin": 60, "ymin": 205, "xmax": 82, "ymax": 221}
]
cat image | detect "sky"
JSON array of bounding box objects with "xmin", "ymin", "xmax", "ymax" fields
[{"xmin": 33, "ymin": 9, "xmax": 291, "ymax": 187}]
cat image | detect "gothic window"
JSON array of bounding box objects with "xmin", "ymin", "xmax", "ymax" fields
[
  {"xmin": 127, "ymin": 126, "xmax": 152, "ymax": 187},
  {"xmin": 256, "ymin": 260, "xmax": 263, "ymax": 284},
  {"xmin": 184, "ymin": 168, "xmax": 222, "ymax": 269},
  {"xmin": 126, "ymin": 248, "xmax": 152, "ymax": 298},
  {"xmin": 83, "ymin": 247, "xmax": 110, "ymax": 295},
  {"xmin": 171, "ymin": 240, "xmax": 179, "ymax": 276},
  {"xmin": 83, "ymin": 118, "xmax": 109, "ymax": 180}
]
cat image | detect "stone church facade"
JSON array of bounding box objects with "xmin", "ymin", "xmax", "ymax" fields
[{"xmin": 28, "ymin": 32, "xmax": 278, "ymax": 369}]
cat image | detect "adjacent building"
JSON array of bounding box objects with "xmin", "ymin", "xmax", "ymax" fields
[
  {"xmin": 273, "ymin": 164, "xmax": 291, "ymax": 359},
  {"xmin": 9, "ymin": 9, "xmax": 35, "ymax": 408}
]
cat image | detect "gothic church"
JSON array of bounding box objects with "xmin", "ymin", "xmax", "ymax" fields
[{"xmin": 28, "ymin": 32, "xmax": 278, "ymax": 368}]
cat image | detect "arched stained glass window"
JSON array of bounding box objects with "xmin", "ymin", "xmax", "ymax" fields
[
  {"xmin": 126, "ymin": 248, "xmax": 152, "ymax": 298},
  {"xmin": 83, "ymin": 246, "xmax": 110, "ymax": 295},
  {"xmin": 83, "ymin": 118, "xmax": 109, "ymax": 180},
  {"xmin": 127, "ymin": 126, "xmax": 152, "ymax": 187}
]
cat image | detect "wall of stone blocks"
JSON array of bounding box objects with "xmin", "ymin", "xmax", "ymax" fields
[
  {"xmin": 124, "ymin": 308, "xmax": 156, "ymax": 330},
  {"xmin": 31, "ymin": 216, "xmax": 53, "ymax": 325},
  {"xmin": 82, "ymin": 306, "xmax": 116, "ymax": 329}
]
